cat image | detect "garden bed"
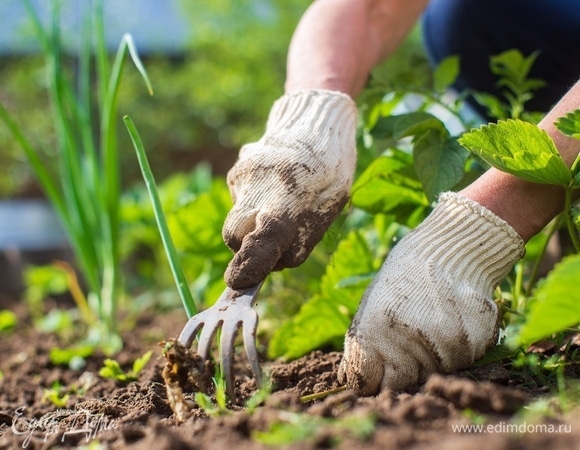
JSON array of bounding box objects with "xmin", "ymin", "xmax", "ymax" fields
[{"xmin": 1, "ymin": 304, "xmax": 579, "ymax": 450}]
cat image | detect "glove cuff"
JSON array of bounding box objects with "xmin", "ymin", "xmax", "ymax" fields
[
  {"xmin": 265, "ymin": 89, "xmax": 358, "ymax": 146},
  {"xmin": 416, "ymin": 192, "xmax": 525, "ymax": 293}
]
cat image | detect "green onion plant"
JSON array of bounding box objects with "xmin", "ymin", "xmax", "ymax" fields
[{"xmin": 0, "ymin": 0, "xmax": 152, "ymax": 352}]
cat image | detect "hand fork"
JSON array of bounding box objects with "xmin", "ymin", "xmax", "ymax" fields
[{"xmin": 177, "ymin": 282, "xmax": 263, "ymax": 400}]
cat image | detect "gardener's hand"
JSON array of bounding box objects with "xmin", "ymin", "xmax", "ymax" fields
[
  {"xmin": 338, "ymin": 193, "xmax": 525, "ymax": 395},
  {"xmin": 223, "ymin": 90, "xmax": 357, "ymax": 289}
]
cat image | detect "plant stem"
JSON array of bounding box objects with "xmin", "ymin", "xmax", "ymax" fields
[
  {"xmin": 525, "ymin": 215, "xmax": 562, "ymax": 297},
  {"xmin": 124, "ymin": 116, "xmax": 199, "ymax": 317},
  {"xmin": 512, "ymin": 262, "xmax": 523, "ymax": 313},
  {"xmin": 565, "ymin": 186, "xmax": 580, "ymax": 253}
]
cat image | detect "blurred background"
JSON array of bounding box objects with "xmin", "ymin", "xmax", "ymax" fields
[
  {"xmin": 0, "ymin": 0, "xmax": 310, "ymax": 296},
  {"xmin": 0, "ymin": 0, "xmax": 310, "ymax": 198}
]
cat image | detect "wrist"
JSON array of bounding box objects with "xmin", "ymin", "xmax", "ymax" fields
[{"xmin": 412, "ymin": 192, "xmax": 525, "ymax": 293}]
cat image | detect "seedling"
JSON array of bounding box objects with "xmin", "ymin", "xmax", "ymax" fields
[
  {"xmin": 50, "ymin": 344, "xmax": 95, "ymax": 370},
  {"xmin": 0, "ymin": 310, "xmax": 17, "ymax": 332},
  {"xmin": 98, "ymin": 350, "xmax": 153, "ymax": 383},
  {"xmin": 245, "ymin": 375, "xmax": 273, "ymax": 412},
  {"xmin": 252, "ymin": 411, "xmax": 376, "ymax": 447},
  {"xmin": 42, "ymin": 381, "xmax": 70, "ymax": 408}
]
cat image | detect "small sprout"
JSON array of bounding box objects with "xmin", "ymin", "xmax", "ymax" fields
[
  {"xmin": 0, "ymin": 310, "xmax": 17, "ymax": 332},
  {"xmin": 245, "ymin": 375, "xmax": 273, "ymax": 412},
  {"xmin": 99, "ymin": 350, "xmax": 153, "ymax": 382},
  {"xmin": 49, "ymin": 344, "xmax": 95, "ymax": 368},
  {"xmin": 194, "ymin": 373, "xmax": 230, "ymax": 418},
  {"xmin": 43, "ymin": 382, "xmax": 70, "ymax": 408}
]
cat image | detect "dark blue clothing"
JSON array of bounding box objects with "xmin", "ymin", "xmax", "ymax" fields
[{"xmin": 422, "ymin": 0, "xmax": 580, "ymax": 114}]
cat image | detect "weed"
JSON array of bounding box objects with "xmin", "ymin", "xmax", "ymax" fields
[{"xmin": 98, "ymin": 350, "xmax": 153, "ymax": 383}]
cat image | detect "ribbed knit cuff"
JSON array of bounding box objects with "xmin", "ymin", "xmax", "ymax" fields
[
  {"xmin": 417, "ymin": 192, "xmax": 525, "ymax": 292},
  {"xmin": 265, "ymin": 89, "xmax": 358, "ymax": 145}
]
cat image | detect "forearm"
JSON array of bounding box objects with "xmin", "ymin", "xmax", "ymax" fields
[
  {"xmin": 285, "ymin": 0, "xmax": 429, "ymax": 97},
  {"xmin": 461, "ymin": 79, "xmax": 580, "ymax": 241},
  {"xmin": 538, "ymin": 79, "xmax": 580, "ymax": 168}
]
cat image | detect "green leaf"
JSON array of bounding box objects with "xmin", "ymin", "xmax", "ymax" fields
[
  {"xmin": 0, "ymin": 310, "xmax": 17, "ymax": 331},
  {"xmin": 393, "ymin": 112, "xmax": 447, "ymax": 140},
  {"xmin": 458, "ymin": 119, "xmax": 572, "ymax": 185},
  {"xmin": 132, "ymin": 350, "xmax": 153, "ymax": 374},
  {"xmin": 490, "ymin": 50, "xmax": 541, "ymax": 87},
  {"xmin": 125, "ymin": 115, "xmax": 199, "ymax": 317},
  {"xmin": 50, "ymin": 344, "xmax": 95, "ymax": 366},
  {"xmin": 252, "ymin": 412, "xmax": 376, "ymax": 446},
  {"xmin": 269, "ymin": 230, "xmax": 378, "ymax": 359},
  {"xmin": 99, "ymin": 350, "xmax": 152, "ymax": 382},
  {"xmin": 433, "ymin": 55, "xmax": 460, "ymax": 92},
  {"xmin": 473, "ymin": 342, "xmax": 517, "ymax": 366},
  {"xmin": 369, "ymin": 114, "xmax": 398, "ymax": 141},
  {"xmin": 555, "ymin": 110, "xmax": 580, "ymax": 140},
  {"xmin": 413, "ymin": 130, "xmax": 469, "ymax": 201},
  {"xmin": 99, "ymin": 359, "xmax": 127, "ymax": 381},
  {"xmin": 168, "ymin": 178, "xmax": 232, "ymax": 261},
  {"xmin": 43, "ymin": 383, "xmax": 70, "ymax": 408},
  {"xmin": 351, "ymin": 153, "xmax": 428, "ymax": 215},
  {"xmin": 472, "ymin": 92, "xmax": 508, "ymax": 121},
  {"xmin": 516, "ymin": 254, "xmax": 580, "ymax": 345}
]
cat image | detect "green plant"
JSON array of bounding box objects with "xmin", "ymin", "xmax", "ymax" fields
[
  {"xmin": 177, "ymin": 0, "xmax": 311, "ymax": 147},
  {"xmin": 49, "ymin": 344, "xmax": 95, "ymax": 370},
  {"xmin": 98, "ymin": 350, "xmax": 153, "ymax": 383},
  {"xmin": 252, "ymin": 411, "xmax": 376, "ymax": 447},
  {"xmin": 194, "ymin": 370, "xmax": 230, "ymax": 417},
  {"xmin": 0, "ymin": 310, "xmax": 17, "ymax": 332},
  {"xmin": 458, "ymin": 113, "xmax": 580, "ymax": 347},
  {"xmin": 268, "ymin": 48, "xmax": 579, "ymax": 365},
  {"xmin": 268, "ymin": 52, "xmax": 475, "ymax": 359},
  {"xmin": 0, "ymin": 0, "xmax": 152, "ymax": 352},
  {"xmin": 124, "ymin": 116, "xmax": 199, "ymax": 317},
  {"xmin": 470, "ymin": 50, "xmax": 545, "ymax": 122},
  {"xmin": 42, "ymin": 381, "xmax": 70, "ymax": 408}
]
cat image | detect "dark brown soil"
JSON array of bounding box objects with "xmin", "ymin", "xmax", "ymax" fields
[{"xmin": 1, "ymin": 305, "xmax": 580, "ymax": 450}]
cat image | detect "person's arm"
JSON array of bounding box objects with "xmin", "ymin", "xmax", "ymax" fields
[
  {"xmin": 461, "ymin": 79, "xmax": 580, "ymax": 241},
  {"xmin": 339, "ymin": 80, "xmax": 580, "ymax": 394},
  {"xmin": 285, "ymin": 0, "xmax": 430, "ymax": 96},
  {"xmin": 223, "ymin": 0, "xmax": 429, "ymax": 289}
]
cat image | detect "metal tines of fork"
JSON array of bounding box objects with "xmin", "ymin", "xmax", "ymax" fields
[{"xmin": 177, "ymin": 282, "xmax": 263, "ymax": 401}]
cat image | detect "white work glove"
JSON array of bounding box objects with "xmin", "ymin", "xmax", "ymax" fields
[
  {"xmin": 338, "ymin": 192, "xmax": 525, "ymax": 394},
  {"xmin": 223, "ymin": 90, "xmax": 357, "ymax": 289}
]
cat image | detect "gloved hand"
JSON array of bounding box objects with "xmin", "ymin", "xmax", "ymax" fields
[
  {"xmin": 338, "ymin": 192, "xmax": 525, "ymax": 395},
  {"xmin": 223, "ymin": 90, "xmax": 358, "ymax": 289}
]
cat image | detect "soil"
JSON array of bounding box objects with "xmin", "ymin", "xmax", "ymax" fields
[{"xmin": 1, "ymin": 303, "xmax": 580, "ymax": 450}]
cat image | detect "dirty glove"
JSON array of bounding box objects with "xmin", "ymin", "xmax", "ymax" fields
[
  {"xmin": 338, "ymin": 192, "xmax": 525, "ymax": 395},
  {"xmin": 223, "ymin": 90, "xmax": 358, "ymax": 289}
]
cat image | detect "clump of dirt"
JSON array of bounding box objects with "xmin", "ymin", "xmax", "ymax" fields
[
  {"xmin": 160, "ymin": 339, "xmax": 214, "ymax": 423},
  {"xmin": 423, "ymin": 374, "xmax": 530, "ymax": 414},
  {"xmin": 1, "ymin": 307, "xmax": 580, "ymax": 450}
]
